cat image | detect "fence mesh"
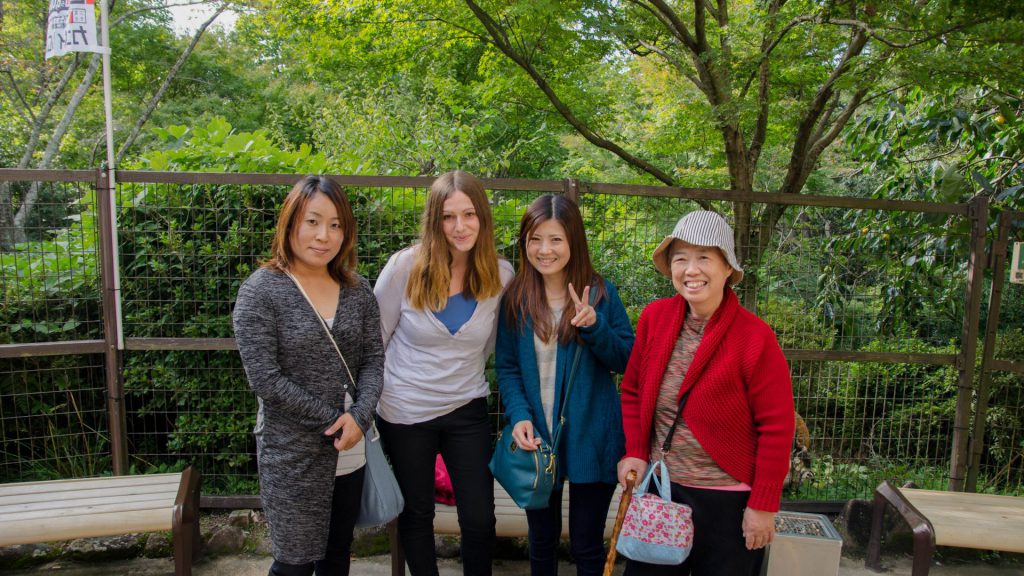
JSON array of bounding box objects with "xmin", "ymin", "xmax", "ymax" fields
[{"xmin": 2, "ymin": 172, "xmax": 1021, "ymax": 502}]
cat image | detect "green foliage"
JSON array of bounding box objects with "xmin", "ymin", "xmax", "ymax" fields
[
  {"xmin": 833, "ymin": 338, "xmax": 958, "ymax": 461},
  {"xmin": 808, "ymin": 455, "xmax": 949, "ymax": 500},
  {"xmin": 137, "ymin": 117, "xmax": 332, "ymax": 173},
  {"xmin": 978, "ymin": 328, "xmax": 1024, "ymax": 492}
]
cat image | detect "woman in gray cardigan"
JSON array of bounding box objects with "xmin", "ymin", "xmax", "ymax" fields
[{"xmin": 233, "ymin": 176, "xmax": 384, "ymax": 576}]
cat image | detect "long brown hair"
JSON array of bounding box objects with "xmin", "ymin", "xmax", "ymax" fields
[
  {"xmin": 504, "ymin": 194, "xmax": 606, "ymax": 345},
  {"xmin": 406, "ymin": 170, "xmax": 504, "ymax": 311},
  {"xmin": 262, "ymin": 175, "xmax": 358, "ymax": 286}
]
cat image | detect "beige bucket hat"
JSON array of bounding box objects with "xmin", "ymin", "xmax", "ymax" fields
[{"xmin": 651, "ymin": 210, "xmax": 744, "ymax": 285}]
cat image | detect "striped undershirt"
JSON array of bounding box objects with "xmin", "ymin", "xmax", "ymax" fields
[{"xmin": 651, "ymin": 312, "xmax": 747, "ymax": 489}]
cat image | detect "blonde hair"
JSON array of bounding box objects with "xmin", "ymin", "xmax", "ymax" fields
[{"xmin": 406, "ymin": 171, "xmax": 503, "ymax": 310}]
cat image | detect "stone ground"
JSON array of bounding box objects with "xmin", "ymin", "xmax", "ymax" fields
[
  {"xmin": 3, "ymin": 507, "xmax": 1022, "ymax": 575},
  {"xmin": 4, "ymin": 554, "xmax": 1024, "ymax": 575}
]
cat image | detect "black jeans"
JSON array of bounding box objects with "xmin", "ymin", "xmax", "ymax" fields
[
  {"xmin": 379, "ymin": 397, "xmax": 496, "ymax": 576},
  {"xmin": 268, "ymin": 466, "xmax": 365, "ymax": 576},
  {"xmin": 622, "ymin": 483, "xmax": 764, "ymax": 576},
  {"xmin": 526, "ymin": 481, "xmax": 617, "ymax": 576}
]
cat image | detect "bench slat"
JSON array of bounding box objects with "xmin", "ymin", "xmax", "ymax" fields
[
  {"xmin": 902, "ymin": 489, "xmax": 1024, "ymax": 552},
  {"xmin": 0, "ymin": 480, "xmax": 182, "ymax": 507},
  {"xmin": 0, "ymin": 491, "xmax": 178, "ymax": 517},
  {"xmin": 0, "ymin": 509, "xmax": 172, "ymax": 547},
  {"xmin": 0, "ymin": 473, "xmax": 183, "ymax": 497},
  {"xmin": 1, "ymin": 499, "xmax": 177, "ymax": 523}
]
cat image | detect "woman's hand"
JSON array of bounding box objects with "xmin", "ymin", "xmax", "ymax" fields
[
  {"xmin": 742, "ymin": 507, "xmax": 776, "ymax": 550},
  {"xmin": 568, "ymin": 283, "xmax": 595, "ymax": 328},
  {"xmin": 325, "ymin": 412, "xmax": 363, "ymax": 451},
  {"xmin": 512, "ymin": 420, "xmax": 542, "ymax": 451},
  {"xmin": 617, "ymin": 457, "xmax": 647, "ymax": 488}
]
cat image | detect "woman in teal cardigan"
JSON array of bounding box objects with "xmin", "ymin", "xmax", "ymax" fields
[{"xmin": 495, "ymin": 194, "xmax": 635, "ymax": 576}]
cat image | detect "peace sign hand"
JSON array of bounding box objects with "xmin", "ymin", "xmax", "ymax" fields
[{"xmin": 568, "ymin": 283, "xmax": 596, "ymax": 328}]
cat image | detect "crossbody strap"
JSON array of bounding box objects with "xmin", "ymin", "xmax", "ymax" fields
[
  {"xmin": 660, "ymin": 387, "xmax": 692, "ymax": 454},
  {"xmin": 285, "ymin": 271, "xmax": 356, "ymax": 391},
  {"xmin": 549, "ymin": 289, "xmax": 595, "ymax": 456}
]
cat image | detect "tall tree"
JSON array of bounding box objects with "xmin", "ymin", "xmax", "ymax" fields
[
  {"xmin": 0, "ymin": 0, "xmax": 228, "ymax": 246},
  {"xmin": 408, "ymin": 0, "xmax": 1020, "ymax": 303}
]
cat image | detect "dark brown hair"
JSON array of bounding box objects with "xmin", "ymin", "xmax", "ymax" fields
[
  {"xmin": 262, "ymin": 175, "xmax": 358, "ymax": 286},
  {"xmin": 504, "ymin": 194, "xmax": 606, "ymax": 345}
]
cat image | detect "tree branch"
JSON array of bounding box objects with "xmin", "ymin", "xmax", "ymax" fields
[
  {"xmin": 115, "ymin": 5, "xmax": 225, "ymax": 164},
  {"xmin": 780, "ymin": 28, "xmax": 868, "ymax": 195},
  {"xmin": 112, "ymin": 0, "xmax": 219, "ymax": 27},
  {"xmin": 1, "ymin": 69, "xmax": 35, "ymax": 124},
  {"xmin": 12, "ymin": 54, "xmax": 101, "ymax": 244},
  {"xmin": 694, "ymin": 0, "xmax": 708, "ymax": 53},
  {"xmin": 747, "ymin": 0, "xmax": 785, "ymax": 168},
  {"xmin": 15, "ymin": 54, "xmax": 81, "ymax": 169},
  {"xmin": 631, "ymin": 38, "xmax": 704, "ymax": 90},
  {"xmin": 463, "ymin": 0, "xmax": 679, "ymax": 187},
  {"xmin": 643, "ymin": 0, "xmax": 699, "ymax": 52}
]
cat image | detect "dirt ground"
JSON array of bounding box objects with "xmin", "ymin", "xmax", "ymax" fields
[{"xmin": 7, "ymin": 554, "xmax": 1023, "ymax": 575}]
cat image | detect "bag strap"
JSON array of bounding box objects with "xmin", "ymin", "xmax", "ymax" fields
[
  {"xmin": 549, "ymin": 288, "xmax": 594, "ymax": 456},
  {"xmin": 285, "ymin": 271, "xmax": 356, "ymax": 390},
  {"xmin": 660, "ymin": 387, "xmax": 693, "ymax": 454},
  {"xmin": 286, "ymin": 271, "xmax": 381, "ymax": 442}
]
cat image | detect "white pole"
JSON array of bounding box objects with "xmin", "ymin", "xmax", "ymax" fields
[{"xmin": 98, "ymin": 0, "xmax": 124, "ymax": 351}]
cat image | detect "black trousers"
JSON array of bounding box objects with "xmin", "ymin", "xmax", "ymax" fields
[
  {"xmin": 268, "ymin": 466, "xmax": 365, "ymax": 576},
  {"xmin": 379, "ymin": 397, "xmax": 496, "ymax": 576},
  {"xmin": 622, "ymin": 483, "xmax": 764, "ymax": 576},
  {"xmin": 525, "ymin": 481, "xmax": 617, "ymax": 576}
]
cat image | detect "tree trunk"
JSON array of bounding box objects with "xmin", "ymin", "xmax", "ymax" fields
[
  {"xmin": 0, "ymin": 56, "xmax": 81, "ymax": 248},
  {"xmin": 12, "ymin": 54, "xmax": 101, "ymax": 244}
]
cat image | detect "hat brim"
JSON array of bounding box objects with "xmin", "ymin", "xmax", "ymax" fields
[{"xmin": 651, "ymin": 236, "xmax": 744, "ymax": 285}]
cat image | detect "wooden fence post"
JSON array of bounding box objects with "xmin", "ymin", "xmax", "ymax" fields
[
  {"xmin": 949, "ymin": 194, "xmax": 988, "ymax": 491},
  {"xmin": 966, "ymin": 210, "xmax": 1019, "ymax": 491},
  {"xmin": 97, "ymin": 167, "xmax": 128, "ymax": 475}
]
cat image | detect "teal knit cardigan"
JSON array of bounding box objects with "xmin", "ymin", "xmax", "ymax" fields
[{"xmin": 495, "ymin": 279, "xmax": 635, "ymax": 485}]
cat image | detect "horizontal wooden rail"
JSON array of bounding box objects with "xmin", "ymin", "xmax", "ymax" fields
[
  {"xmin": 0, "ymin": 340, "xmax": 105, "ymax": 358},
  {"xmin": 1, "ymin": 340, "xmax": 964, "ymax": 366},
  {"xmin": 125, "ymin": 337, "xmax": 237, "ymax": 351},
  {"xmin": 0, "ymin": 168, "xmax": 968, "ymax": 215},
  {"xmin": 990, "ymin": 359, "xmax": 1024, "ymax": 374}
]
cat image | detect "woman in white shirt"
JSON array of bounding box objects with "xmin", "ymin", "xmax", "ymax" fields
[{"xmin": 374, "ymin": 171, "xmax": 514, "ymax": 576}]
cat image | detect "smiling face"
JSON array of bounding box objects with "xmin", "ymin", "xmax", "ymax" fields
[
  {"xmin": 669, "ymin": 240, "xmax": 734, "ymax": 319},
  {"xmin": 288, "ymin": 192, "xmax": 343, "ymax": 275},
  {"xmin": 442, "ymin": 190, "xmax": 480, "ymax": 257},
  {"xmin": 526, "ymin": 218, "xmax": 570, "ymax": 284}
]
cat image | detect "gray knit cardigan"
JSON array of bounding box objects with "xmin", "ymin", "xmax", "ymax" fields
[{"xmin": 233, "ymin": 267, "xmax": 384, "ymax": 565}]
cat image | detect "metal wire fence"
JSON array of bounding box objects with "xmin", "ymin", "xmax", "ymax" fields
[{"xmin": 1, "ymin": 170, "xmax": 1022, "ymax": 504}]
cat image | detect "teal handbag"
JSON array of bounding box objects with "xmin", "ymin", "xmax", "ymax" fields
[{"xmin": 490, "ymin": 341, "xmax": 584, "ymax": 510}]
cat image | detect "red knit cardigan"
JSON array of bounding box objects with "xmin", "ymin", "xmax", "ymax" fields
[{"xmin": 620, "ymin": 288, "xmax": 795, "ymax": 512}]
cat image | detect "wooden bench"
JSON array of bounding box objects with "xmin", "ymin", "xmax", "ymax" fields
[
  {"xmin": 0, "ymin": 467, "xmax": 202, "ymax": 576},
  {"xmin": 865, "ymin": 480, "xmax": 1024, "ymax": 576},
  {"xmin": 389, "ymin": 479, "xmax": 623, "ymax": 574}
]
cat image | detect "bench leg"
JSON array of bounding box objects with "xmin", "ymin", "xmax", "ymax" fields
[
  {"xmin": 864, "ymin": 480, "xmax": 935, "ymax": 576},
  {"xmin": 389, "ymin": 519, "xmax": 405, "ymax": 576},
  {"xmin": 865, "ymin": 487, "xmax": 887, "ymax": 572},
  {"xmin": 173, "ymin": 466, "xmax": 203, "ymax": 576}
]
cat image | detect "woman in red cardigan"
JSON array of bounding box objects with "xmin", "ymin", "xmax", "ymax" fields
[{"xmin": 618, "ymin": 211, "xmax": 794, "ymax": 576}]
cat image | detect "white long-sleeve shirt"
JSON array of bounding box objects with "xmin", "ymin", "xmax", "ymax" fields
[{"xmin": 374, "ymin": 246, "xmax": 514, "ymax": 424}]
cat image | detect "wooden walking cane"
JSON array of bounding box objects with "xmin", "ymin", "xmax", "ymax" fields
[{"xmin": 603, "ymin": 470, "xmax": 637, "ymax": 576}]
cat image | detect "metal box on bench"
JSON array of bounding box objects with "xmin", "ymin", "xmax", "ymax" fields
[{"xmin": 760, "ymin": 511, "xmax": 843, "ymax": 576}]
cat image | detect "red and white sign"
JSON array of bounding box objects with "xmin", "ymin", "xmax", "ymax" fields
[{"xmin": 45, "ymin": 0, "xmax": 103, "ymax": 59}]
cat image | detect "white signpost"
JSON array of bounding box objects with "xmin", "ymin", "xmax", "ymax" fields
[
  {"xmin": 45, "ymin": 0, "xmax": 123, "ymax": 350},
  {"xmin": 1012, "ymin": 242, "xmax": 1023, "ymax": 284}
]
